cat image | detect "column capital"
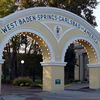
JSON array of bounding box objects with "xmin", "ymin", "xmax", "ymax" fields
[
  {"xmin": 0, "ymin": 59, "xmax": 4, "ymax": 64},
  {"xmin": 41, "ymin": 62, "xmax": 67, "ymax": 67},
  {"xmin": 87, "ymin": 64, "xmax": 100, "ymax": 68}
]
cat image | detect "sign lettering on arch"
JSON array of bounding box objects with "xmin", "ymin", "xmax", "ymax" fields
[{"xmin": 0, "ymin": 14, "xmax": 98, "ymax": 43}]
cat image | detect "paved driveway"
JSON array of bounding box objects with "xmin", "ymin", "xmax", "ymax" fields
[
  {"xmin": 1, "ymin": 84, "xmax": 100, "ymax": 100},
  {"xmin": 1, "ymin": 84, "xmax": 42, "ymax": 100}
]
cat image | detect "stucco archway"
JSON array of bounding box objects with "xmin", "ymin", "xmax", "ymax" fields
[
  {"xmin": 0, "ymin": 7, "xmax": 100, "ymax": 92},
  {"xmin": 62, "ymin": 37, "xmax": 98, "ymax": 83},
  {"xmin": 62, "ymin": 36, "xmax": 99, "ymax": 64},
  {"xmin": 0, "ymin": 29, "xmax": 54, "ymax": 62}
]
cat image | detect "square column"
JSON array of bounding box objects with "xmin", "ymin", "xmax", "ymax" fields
[
  {"xmin": 41, "ymin": 62, "xmax": 66, "ymax": 92},
  {"xmin": 88, "ymin": 64, "xmax": 100, "ymax": 89}
]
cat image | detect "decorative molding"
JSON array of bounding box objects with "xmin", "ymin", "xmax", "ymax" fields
[
  {"xmin": 54, "ymin": 25, "xmax": 62, "ymax": 40},
  {"xmin": 41, "ymin": 22, "xmax": 75, "ymax": 42},
  {"xmin": 0, "ymin": 29, "xmax": 55, "ymax": 62},
  {"xmin": 1, "ymin": 7, "xmax": 99, "ymax": 42},
  {"xmin": 61, "ymin": 34, "xmax": 100, "ymax": 63},
  {"xmin": 87, "ymin": 64, "xmax": 100, "ymax": 68},
  {"xmin": 41, "ymin": 62, "xmax": 67, "ymax": 67}
]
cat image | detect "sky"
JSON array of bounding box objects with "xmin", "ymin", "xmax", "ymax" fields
[{"xmin": 94, "ymin": 0, "xmax": 100, "ymax": 33}]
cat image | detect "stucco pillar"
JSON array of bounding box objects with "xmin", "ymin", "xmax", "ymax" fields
[
  {"xmin": 0, "ymin": 60, "xmax": 4, "ymax": 94},
  {"xmin": 88, "ymin": 64, "xmax": 100, "ymax": 89},
  {"xmin": 41, "ymin": 62, "xmax": 66, "ymax": 92}
]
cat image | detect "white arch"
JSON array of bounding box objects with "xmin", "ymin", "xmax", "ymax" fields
[
  {"xmin": 1, "ymin": 7, "xmax": 99, "ymax": 37},
  {"xmin": 62, "ymin": 35, "xmax": 100, "ymax": 63},
  {"xmin": 0, "ymin": 7, "xmax": 100, "ymax": 63},
  {"xmin": 0, "ymin": 29, "xmax": 55, "ymax": 62}
]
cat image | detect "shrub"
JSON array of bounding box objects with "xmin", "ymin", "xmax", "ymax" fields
[{"xmin": 13, "ymin": 77, "xmax": 34, "ymax": 87}]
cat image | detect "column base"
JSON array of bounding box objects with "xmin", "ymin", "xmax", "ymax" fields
[
  {"xmin": 41, "ymin": 62, "xmax": 66, "ymax": 92},
  {"xmin": 88, "ymin": 64, "xmax": 100, "ymax": 89}
]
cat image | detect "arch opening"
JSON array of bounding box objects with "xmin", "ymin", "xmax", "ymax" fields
[
  {"xmin": 0, "ymin": 29, "xmax": 54, "ymax": 62},
  {"xmin": 64, "ymin": 39, "xmax": 98, "ymax": 84},
  {"xmin": 2, "ymin": 32, "xmax": 51, "ymax": 62},
  {"xmin": 1, "ymin": 31, "xmax": 51, "ymax": 89}
]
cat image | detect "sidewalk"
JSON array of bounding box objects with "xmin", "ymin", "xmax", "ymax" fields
[
  {"xmin": 65, "ymin": 82, "xmax": 89, "ymax": 90},
  {"xmin": 36, "ymin": 82, "xmax": 100, "ymax": 100},
  {"xmin": 37, "ymin": 90, "xmax": 100, "ymax": 100}
]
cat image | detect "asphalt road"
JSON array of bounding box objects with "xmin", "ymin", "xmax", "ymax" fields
[{"xmin": 1, "ymin": 84, "xmax": 100, "ymax": 100}]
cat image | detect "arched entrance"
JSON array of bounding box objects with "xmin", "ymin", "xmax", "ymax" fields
[
  {"xmin": 0, "ymin": 7, "xmax": 100, "ymax": 92},
  {"xmin": 64, "ymin": 39, "xmax": 97, "ymax": 83},
  {"xmin": 2, "ymin": 31, "xmax": 51, "ymax": 85}
]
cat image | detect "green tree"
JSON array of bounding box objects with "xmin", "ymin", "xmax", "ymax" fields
[
  {"xmin": 0, "ymin": 0, "xmax": 17, "ymax": 17},
  {"xmin": 64, "ymin": 43, "xmax": 76, "ymax": 83}
]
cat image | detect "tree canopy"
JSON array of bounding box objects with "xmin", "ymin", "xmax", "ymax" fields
[
  {"xmin": 0, "ymin": 0, "xmax": 17, "ymax": 17},
  {"xmin": 0, "ymin": 0, "xmax": 98, "ymax": 26}
]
